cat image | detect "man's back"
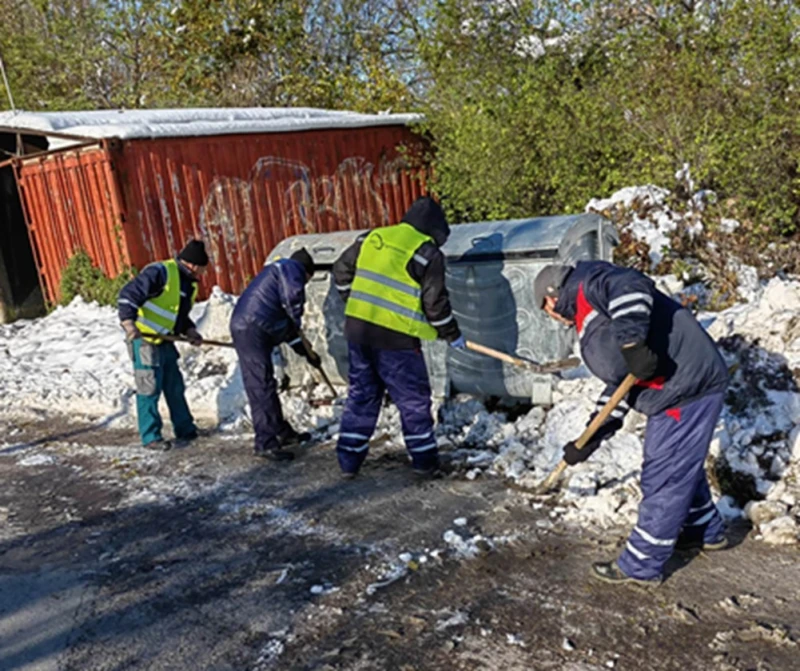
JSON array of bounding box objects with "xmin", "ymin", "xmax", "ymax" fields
[
  {"xmin": 560, "ymin": 261, "xmax": 728, "ymax": 414},
  {"xmin": 231, "ymin": 259, "xmax": 306, "ymax": 340}
]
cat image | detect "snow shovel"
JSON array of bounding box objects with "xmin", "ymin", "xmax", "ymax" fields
[
  {"xmin": 465, "ymin": 340, "xmax": 581, "ymax": 374},
  {"xmin": 534, "ymin": 373, "xmax": 638, "ymax": 494}
]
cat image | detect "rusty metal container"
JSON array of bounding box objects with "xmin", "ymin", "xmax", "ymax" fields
[
  {"xmin": 14, "ymin": 144, "xmax": 129, "ymax": 303},
  {"xmin": 114, "ymin": 126, "xmax": 427, "ymax": 298},
  {"xmin": 3, "ymin": 110, "xmax": 427, "ymax": 303}
]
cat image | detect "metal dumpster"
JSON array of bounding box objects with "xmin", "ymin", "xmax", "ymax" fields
[{"xmin": 269, "ymin": 214, "xmax": 617, "ymax": 403}]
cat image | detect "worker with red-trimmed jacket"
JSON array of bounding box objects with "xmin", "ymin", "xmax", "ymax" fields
[{"xmin": 535, "ymin": 261, "xmax": 729, "ymax": 585}]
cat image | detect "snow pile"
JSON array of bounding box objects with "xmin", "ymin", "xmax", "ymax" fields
[
  {"xmin": 586, "ymin": 185, "xmax": 683, "ymax": 267},
  {"xmin": 0, "ymin": 285, "xmax": 341, "ymax": 435},
  {"xmin": 583, "ymin": 179, "xmax": 771, "ymax": 312},
  {"xmin": 439, "ymin": 378, "xmax": 646, "ymax": 530},
  {"xmin": 0, "ymin": 288, "xmax": 247, "ymax": 426},
  {"xmin": 0, "ymin": 298, "xmax": 135, "ymax": 419},
  {"xmin": 706, "ymin": 278, "xmax": 800, "ymax": 370}
]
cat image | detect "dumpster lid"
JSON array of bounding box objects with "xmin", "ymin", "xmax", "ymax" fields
[
  {"xmin": 443, "ymin": 213, "xmax": 613, "ymax": 261},
  {"xmin": 270, "ymin": 213, "xmax": 617, "ymax": 268}
]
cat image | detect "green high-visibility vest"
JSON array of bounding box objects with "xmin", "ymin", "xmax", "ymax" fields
[
  {"xmin": 345, "ymin": 223, "xmax": 438, "ymax": 340},
  {"xmin": 135, "ymin": 259, "xmax": 198, "ymax": 342}
]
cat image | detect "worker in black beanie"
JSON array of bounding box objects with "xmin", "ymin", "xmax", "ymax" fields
[
  {"xmin": 178, "ymin": 239, "xmax": 210, "ymax": 268},
  {"xmin": 290, "ymin": 248, "xmax": 314, "ymax": 278},
  {"xmin": 117, "ymin": 238, "xmax": 209, "ymax": 451}
]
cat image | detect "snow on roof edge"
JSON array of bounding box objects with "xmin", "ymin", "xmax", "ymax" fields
[{"xmin": 0, "ymin": 107, "xmax": 424, "ymax": 143}]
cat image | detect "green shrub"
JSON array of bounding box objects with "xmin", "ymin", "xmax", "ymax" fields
[
  {"xmin": 59, "ymin": 250, "xmax": 136, "ymax": 307},
  {"xmin": 417, "ymin": 0, "xmax": 800, "ymax": 241}
]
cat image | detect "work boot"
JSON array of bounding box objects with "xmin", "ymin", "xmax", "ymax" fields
[
  {"xmin": 144, "ymin": 439, "xmax": 172, "ymax": 452},
  {"xmin": 173, "ymin": 430, "xmax": 200, "ymax": 448},
  {"xmin": 675, "ymin": 533, "xmax": 729, "ymax": 552},
  {"xmin": 254, "ymin": 447, "xmax": 295, "ymax": 462},
  {"xmin": 591, "ymin": 561, "xmax": 661, "ymax": 587},
  {"xmin": 279, "ymin": 428, "xmax": 312, "ymax": 449},
  {"xmin": 412, "ymin": 461, "xmax": 442, "ymax": 480}
]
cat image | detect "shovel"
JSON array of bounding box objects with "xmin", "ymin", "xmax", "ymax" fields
[
  {"xmin": 146, "ymin": 333, "xmax": 235, "ymax": 348},
  {"xmin": 534, "ymin": 373, "xmax": 637, "ymax": 494},
  {"xmin": 465, "ymin": 340, "xmax": 581, "ymax": 374}
]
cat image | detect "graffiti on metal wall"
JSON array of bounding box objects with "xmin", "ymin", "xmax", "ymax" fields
[{"xmin": 196, "ymin": 155, "xmax": 408, "ymax": 273}]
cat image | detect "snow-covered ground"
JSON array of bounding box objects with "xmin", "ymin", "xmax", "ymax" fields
[{"xmin": 2, "ymin": 186, "xmax": 799, "ymax": 546}]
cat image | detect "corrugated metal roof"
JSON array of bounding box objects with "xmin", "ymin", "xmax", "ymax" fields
[{"xmin": 0, "ymin": 107, "xmax": 423, "ymax": 145}]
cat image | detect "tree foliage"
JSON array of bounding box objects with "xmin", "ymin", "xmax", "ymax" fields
[
  {"xmin": 0, "ymin": 0, "xmax": 797, "ymax": 238},
  {"xmin": 418, "ymin": 0, "xmax": 800, "ymax": 235},
  {"xmin": 0, "ymin": 0, "xmax": 424, "ymax": 111}
]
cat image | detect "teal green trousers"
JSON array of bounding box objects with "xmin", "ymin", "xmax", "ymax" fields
[{"xmin": 129, "ymin": 339, "xmax": 196, "ymax": 445}]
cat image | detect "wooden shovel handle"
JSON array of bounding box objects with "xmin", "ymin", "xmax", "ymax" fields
[
  {"xmin": 537, "ymin": 373, "xmax": 638, "ymax": 492},
  {"xmin": 299, "ymin": 329, "xmax": 337, "ymax": 399},
  {"xmin": 465, "ymin": 340, "xmax": 533, "ymax": 369},
  {"xmin": 148, "ymin": 333, "xmax": 235, "ymax": 348}
]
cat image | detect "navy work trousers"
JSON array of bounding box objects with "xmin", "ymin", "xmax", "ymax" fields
[
  {"xmin": 337, "ymin": 342, "xmax": 438, "ymax": 473},
  {"xmin": 618, "ymin": 392, "xmax": 726, "ymax": 580},
  {"xmin": 231, "ymin": 323, "xmax": 291, "ymax": 453}
]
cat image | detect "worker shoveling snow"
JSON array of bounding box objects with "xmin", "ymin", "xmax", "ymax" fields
[{"xmin": 1, "ymin": 275, "xmax": 798, "ymax": 545}]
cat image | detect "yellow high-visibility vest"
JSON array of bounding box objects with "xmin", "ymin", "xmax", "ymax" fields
[
  {"xmin": 345, "ymin": 223, "xmax": 438, "ymax": 340},
  {"xmin": 135, "ymin": 259, "xmax": 197, "ymax": 342}
]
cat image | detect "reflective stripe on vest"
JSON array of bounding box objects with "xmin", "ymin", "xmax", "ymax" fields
[
  {"xmin": 135, "ymin": 259, "xmax": 198, "ymax": 342},
  {"xmin": 345, "ymin": 223, "xmax": 438, "ymax": 340}
]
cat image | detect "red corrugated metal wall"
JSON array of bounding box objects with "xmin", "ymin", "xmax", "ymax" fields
[
  {"xmin": 114, "ymin": 125, "xmax": 428, "ymax": 296},
  {"xmin": 15, "ymin": 144, "xmax": 129, "ymax": 303},
  {"xmin": 16, "ymin": 124, "xmax": 428, "ymax": 302}
]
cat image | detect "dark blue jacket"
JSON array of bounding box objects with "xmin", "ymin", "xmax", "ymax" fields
[
  {"xmin": 117, "ymin": 260, "xmax": 197, "ymax": 335},
  {"xmin": 556, "ymin": 261, "xmax": 728, "ymax": 418},
  {"xmin": 230, "ymin": 258, "xmax": 307, "ymax": 344}
]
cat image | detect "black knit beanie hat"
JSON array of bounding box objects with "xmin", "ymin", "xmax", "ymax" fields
[
  {"xmin": 178, "ymin": 239, "xmax": 209, "ymax": 266},
  {"xmin": 291, "ymin": 248, "xmax": 314, "ymax": 276}
]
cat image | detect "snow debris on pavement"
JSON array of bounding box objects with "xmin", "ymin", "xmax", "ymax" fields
[
  {"xmin": 17, "ymin": 453, "xmax": 57, "ymax": 467},
  {"xmin": 252, "ymin": 638, "xmax": 286, "ymax": 671},
  {"xmin": 435, "ymin": 611, "xmax": 470, "ymax": 631},
  {"xmin": 506, "ymin": 633, "xmax": 526, "ymax": 647},
  {"xmin": 310, "ymin": 584, "xmax": 340, "ymax": 596},
  {"xmin": 1, "ymin": 187, "xmax": 799, "ymax": 546},
  {"xmin": 442, "ymin": 529, "xmax": 494, "ymax": 558}
]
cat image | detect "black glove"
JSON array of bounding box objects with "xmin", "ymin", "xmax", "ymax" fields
[
  {"xmin": 562, "ymin": 439, "xmax": 602, "ymax": 466},
  {"xmin": 562, "ymin": 414, "xmax": 623, "ymax": 466},
  {"xmin": 290, "ymin": 340, "xmax": 306, "ymax": 357},
  {"xmin": 621, "ymin": 342, "xmax": 659, "ymax": 380},
  {"xmin": 305, "ymin": 349, "xmax": 322, "ymax": 369}
]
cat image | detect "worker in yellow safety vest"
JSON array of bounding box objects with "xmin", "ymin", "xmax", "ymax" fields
[
  {"xmin": 117, "ymin": 240, "xmax": 209, "ymax": 450},
  {"xmin": 332, "ymin": 196, "xmax": 464, "ymax": 478}
]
